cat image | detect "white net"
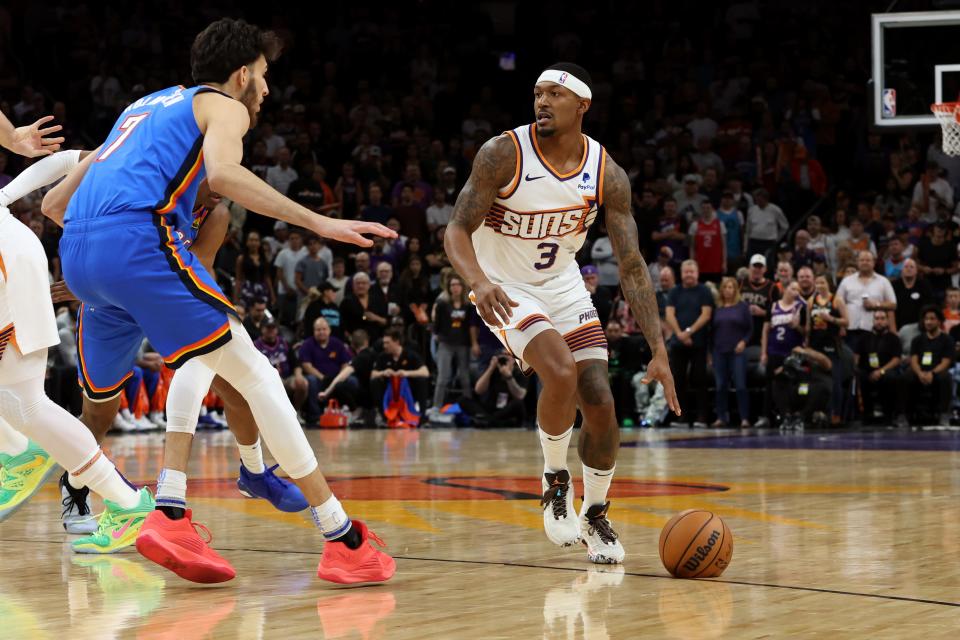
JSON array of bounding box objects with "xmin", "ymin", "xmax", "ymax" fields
[{"xmin": 932, "ymin": 102, "xmax": 960, "ymax": 156}]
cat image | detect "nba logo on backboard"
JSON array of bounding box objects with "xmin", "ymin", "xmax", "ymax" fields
[
  {"xmin": 558, "ymin": 72, "xmax": 568, "ymax": 84},
  {"xmin": 882, "ymin": 89, "xmax": 896, "ymax": 118}
]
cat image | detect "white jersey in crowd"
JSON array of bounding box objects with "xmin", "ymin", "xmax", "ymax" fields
[{"xmin": 472, "ymin": 123, "xmax": 605, "ymax": 286}]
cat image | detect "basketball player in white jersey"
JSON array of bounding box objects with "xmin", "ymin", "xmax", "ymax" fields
[{"xmin": 446, "ymin": 62, "xmax": 680, "ymax": 564}]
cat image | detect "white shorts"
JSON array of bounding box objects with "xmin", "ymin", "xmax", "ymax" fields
[
  {"xmin": 474, "ymin": 272, "xmax": 608, "ymax": 374},
  {"xmin": 0, "ymin": 339, "xmax": 46, "ymax": 386}
]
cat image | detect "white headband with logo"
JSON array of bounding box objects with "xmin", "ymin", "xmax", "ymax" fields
[{"xmin": 535, "ymin": 69, "xmax": 592, "ymax": 100}]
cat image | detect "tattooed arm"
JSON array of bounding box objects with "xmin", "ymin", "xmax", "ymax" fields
[
  {"xmin": 604, "ymin": 154, "xmax": 681, "ymax": 415},
  {"xmin": 445, "ymin": 134, "xmax": 520, "ymax": 327}
]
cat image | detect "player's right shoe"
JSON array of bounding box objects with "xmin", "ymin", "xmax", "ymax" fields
[
  {"xmin": 580, "ymin": 501, "xmax": 625, "ymax": 564},
  {"xmin": 60, "ymin": 471, "xmax": 99, "ymax": 534},
  {"xmin": 237, "ymin": 463, "xmax": 309, "ymax": 512},
  {"xmin": 541, "ymin": 469, "xmax": 581, "ymax": 547},
  {"xmin": 72, "ymin": 488, "xmax": 155, "ymax": 554},
  {"xmin": 0, "ymin": 441, "xmax": 59, "ymax": 522},
  {"xmin": 135, "ymin": 509, "xmax": 236, "ymax": 583},
  {"xmin": 317, "ymin": 520, "xmax": 396, "ymax": 584}
]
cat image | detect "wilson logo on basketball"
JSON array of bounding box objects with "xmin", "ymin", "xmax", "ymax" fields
[
  {"xmin": 682, "ymin": 528, "xmax": 721, "ymax": 573},
  {"xmin": 497, "ymin": 207, "xmax": 598, "ymax": 239}
]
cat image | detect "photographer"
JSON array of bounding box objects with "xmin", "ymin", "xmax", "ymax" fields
[
  {"xmin": 469, "ymin": 351, "xmax": 528, "ymax": 427},
  {"xmin": 894, "ymin": 306, "xmax": 954, "ymax": 427},
  {"xmin": 856, "ymin": 310, "xmax": 901, "ymax": 424},
  {"xmin": 772, "ymin": 345, "xmax": 833, "ymax": 430}
]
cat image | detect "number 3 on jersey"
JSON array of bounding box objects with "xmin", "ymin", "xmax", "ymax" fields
[
  {"xmin": 97, "ymin": 113, "xmax": 149, "ymax": 162},
  {"xmin": 534, "ymin": 242, "xmax": 559, "ymax": 270}
]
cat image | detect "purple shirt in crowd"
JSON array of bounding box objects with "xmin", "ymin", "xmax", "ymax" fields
[
  {"xmin": 711, "ymin": 301, "xmax": 753, "ymax": 354},
  {"xmin": 254, "ymin": 336, "xmax": 292, "ymax": 378},
  {"xmin": 299, "ymin": 336, "xmax": 352, "ymax": 379}
]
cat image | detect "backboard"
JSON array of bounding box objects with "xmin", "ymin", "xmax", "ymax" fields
[{"xmin": 872, "ymin": 11, "xmax": 960, "ymax": 127}]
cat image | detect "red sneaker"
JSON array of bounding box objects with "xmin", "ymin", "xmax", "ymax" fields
[
  {"xmin": 317, "ymin": 520, "xmax": 396, "ymax": 584},
  {"xmin": 135, "ymin": 509, "xmax": 236, "ymax": 583}
]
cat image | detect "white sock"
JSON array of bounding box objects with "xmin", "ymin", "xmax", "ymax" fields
[
  {"xmin": 71, "ymin": 450, "xmax": 140, "ymax": 509},
  {"xmin": 581, "ymin": 463, "xmax": 615, "ymax": 515},
  {"xmin": 156, "ymin": 468, "xmax": 187, "ymax": 510},
  {"xmin": 237, "ymin": 437, "xmax": 266, "ymax": 473},
  {"xmin": 67, "ymin": 472, "xmax": 86, "ymax": 490},
  {"xmin": 310, "ymin": 495, "xmax": 352, "ymax": 541},
  {"xmin": 0, "ymin": 416, "xmax": 29, "ymax": 456},
  {"xmin": 538, "ymin": 424, "xmax": 573, "ymax": 473}
]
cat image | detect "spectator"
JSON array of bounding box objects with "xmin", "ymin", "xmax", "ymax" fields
[
  {"xmin": 786, "ymin": 140, "xmax": 827, "ymax": 197},
  {"xmin": 796, "ymin": 266, "xmax": 816, "ymax": 302},
  {"xmin": 806, "ymin": 215, "xmax": 828, "ymax": 263},
  {"xmin": 912, "ymin": 161, "xmax": 954, "ymax": 222},
  {"xmin": 328, "ymin": 257, "xmax": 350, "ymax": 305},
  {"xmin": 590, "ymin": 227, "xmax": 620, "ymax": 290},
  {"xmin": 807, "ymin": 273, "xmax": 848, "ymax": 423},
  {"xmin": 944, "ymin": 287, "xmax": 960, "ymax": 333},
  {"xmin": 842, "ymin": 217, "xmax": 877, "ymax": 259},
  {"xmin": 716, "ymin": 191, "xmax": 745, "ymax": 267},
  {"xmin": 353, "ymin": 251, "xmax": 372, "ymax": 278},
  {"xmin": 648, "ymin": 246, "xmax": 674, "ymax": 291},
  {"xmin": 320, "ymin": 330, "xmax": 378, "ymax": 418},
  {"xmin": 606, "ymin": 320, "xmax": 645, "ymax": 426},
  {"xmin": 288, "ymin": 160, "xmax": 332, "ymax": 214},
  {"xmin": 895, "ymin": 306, "xmax": 954, "ymax": 427},
  {"xmin": 266, "ymin": 147, "xmax": 297, "ymax": 195},
  {"xmin": 688, "ymin": 200, "xmax": 726, "ymax": 282},
  {"xmin": 652, "ymin": 197, "xmax": 687, "ymax": 264},
  {"xmin": 299, "ymin": 318, "xmax": 356, "ymax": 424},
  {"xmin": 634, "ymin": 187, "xmax": 661, "ymax": 259},
  {"xmin": 263, "ymin": 220, "xmax": 290, "ymax": 260},
  {"xmin": 234, "ymin": 231, "xmax": 275, "ymax": 309},
  {"xmin": 371, "ymin": 327, "xmax": 431, "ymax": 420},
  {"xmin": 774, "ymin": 260, "xmax": 794, "ymax": 295},
  {"xmin": 399, "ymin": 254, "xmax": 432, "ymax": 327},
  {"xmin": 762, "ymin": 280, "xmax": 807, "ymax": 424},
  {"xmin": 254, "ymin": 318, "xmax": 309, "ymax": 417},
  {"xmin": 836, "ymin": 251, "xmax": 897, "ymax": 352},
  {"xmin": 340, "ymin": 271, "xmax": 389, "ymax": 340},
  {"xmin": 295, "ymin": 234, "xmax": 331, "ymax": 312},
  {"xmin": 334, "ymin": 161, "xmax": 364, "ymax": 219},
  {"xmin": 392, "ymin": 163, "xmax": 433, "ymax": 209},
  {"xmin": 883, "ymin": 236, "xmax": 907, "ymax": 280},
  {"xmin": 430, "ymin": 275, "xmax": 474, "ymax": 410},
  {"xmin": 772, "ymin": 344, "xmax": 833, "ymax": 430},
  {"xmin": 259, "ymin": 121, "xmax": 286, "ymax": 159},
  {"xmin": 394, "ymin": 184, "xmax": 428, "ymax": 243},
  {"xmin": 740, "ymin": 254, "xmax": 779, "ymax": 353},
  {"xmin": 674, "ymin": 173, "xmax": 707, "ymax": 222},
  {"xmin": 273, "ymin": 228, "xmax": 307, "ymax": 326},
  {"xmin": 711, "ymin": 277, "xmax": 752, "ymax": 428},
  {"xmin": 665, "ymin": 260, "xmax": 714, "ymax": 427},
  {"xmin": 302, "ymin": 282, "xmax": 344, "ymax": 341},
  {"xmin": 370, "ymin": 262, "xmax": 402, "ymax": 325},
  {"xmin": 745, "ymin": 188, "xmax": 788, "ymax": 259},
  {"xmin": 691, "ymin": 137, "xmax": 724, "ymax": 175},
  {"xmin": 243, "ymin": 299, "xmax": 269, "ymax": 342},
  {"xmin": 893, "ymin": 258, "xmax": 933, "ymax": 331},
  {"xmin": 426, "ymin": 186, "xmax": 453, "ymax": 233},
  {"xmin": 856, "ymin": 310, "xmax": 901, "ymax": 425},
  {"xmin": 361, "ymin": 183, "xmax": 394, "ymax": 225},
  {"xmin": 581, "ymin": 265, "xmax": 613, "ymax": 326},
  {"xmin": 470, "ymin": 351, "xmax": 528, "ymax": 427},
  {"xmin": 792, "ymin": 230, "xmax": 816, "ymax": 272},
  {"xmin": 916, "ymin": 223, "xmax": 958, "ymax": 295}
]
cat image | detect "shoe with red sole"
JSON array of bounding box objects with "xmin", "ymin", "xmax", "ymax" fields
[
  {"xmin": 317, "ymin": 520, "xmax": 396, "ymax": 584},
  {"xmin": 135, "ymin": 509, "xmax": 236, "ymax": 583}
]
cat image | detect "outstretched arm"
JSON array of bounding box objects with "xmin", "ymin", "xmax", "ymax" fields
[
  {"xmin": 445, "ymin": 134, "xmax": 520, "ymax": 327},
  {"xmin": 196, "ymin": 93, "xmax": 394, "ymax": 248},
  {"xmin": 0, "ymin": 111, "xmax": 64, "ymax": 157},
  {"xmin": 41, "ymin": 147, "xmax": 100, "ymax": 226},
  {"xmin": 604, "ymin": 153, "xmax": 680, "ymax": 415}
]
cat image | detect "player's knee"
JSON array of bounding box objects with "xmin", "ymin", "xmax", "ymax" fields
[
  {"xmin": 541, "ymin": 355, "xmax": 578, "ymax": 396},
  {"xmin": 577, "ymin": 361, "xmax": 615, "ymax": 408},
  {"xmin": 81, "ymin": 395, "xmax": 121, "ymax": 437}
]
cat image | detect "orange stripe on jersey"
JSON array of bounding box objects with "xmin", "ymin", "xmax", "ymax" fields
[
  {"xmin": 0, "ymin": 323, "xmax": 13, "ymax": 360},
  {"xmin": 597, "ymin": 150, "xmax": 607, "ymax": 207},
  {"xmin": 563, "ymin": 320, "xmax": 602, "ymax": 340},
  {"xmin": 158, "ymin": 216, "xmax": 233, "ymax": 309},
  {"xmin": 164, "ymin": 320, "xmax": 230, "ymax": 366},
  {"xmin": 0, "ymin": 251, "xmax": 6, "ymax": 280},
  {"xmin": 529, "ymin": 124, "xmax": 588, "ymax": 180},
  {"xmin": 156, "ymin": 150, "xmax": 204, "ymax": 214},
  {"xmin": 497, "ymin": 130, "xmax": 522, "ymax": 199}
]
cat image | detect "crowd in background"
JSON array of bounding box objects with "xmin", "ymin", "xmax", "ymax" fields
[{"xmin": 3, "ymin": 1, "xmax": 958, "ymax": 429}]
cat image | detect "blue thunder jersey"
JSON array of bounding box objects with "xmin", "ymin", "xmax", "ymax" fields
[{"xmin": 65, "ymin": 85, "xmax": 227, "ymax": 235}]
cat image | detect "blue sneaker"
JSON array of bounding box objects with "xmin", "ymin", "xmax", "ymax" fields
[{"xmin": 237, "ymin": 464, "xmax": 308, "ymax": 512}]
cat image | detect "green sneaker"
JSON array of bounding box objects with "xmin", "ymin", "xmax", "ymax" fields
[
  {"xmin": 0, "ymin": 441, "xmax": 59, "ymax": 522},
  {"xmin": 72, "ymin": 488, "xmax": 155, "ymax": 554}
]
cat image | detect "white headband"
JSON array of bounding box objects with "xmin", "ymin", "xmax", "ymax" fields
[{"xmin": 535, "ymin": 69, "xmax": 592, "ymax": 100}]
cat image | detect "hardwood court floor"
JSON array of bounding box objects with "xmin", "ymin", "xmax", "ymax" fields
[{"xmin": 2, "ymin": 426, "xmax": 960, "ymax": 639}]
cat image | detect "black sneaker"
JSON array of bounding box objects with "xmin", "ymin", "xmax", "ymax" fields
[{"xmin": 60, "ymin": 471, "xmax": 97, "ymax": 534}]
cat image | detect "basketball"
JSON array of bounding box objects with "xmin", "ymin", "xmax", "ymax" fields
[{"xmin": 659, "ymin": 510, "xmax": 733, "ymax": 578}]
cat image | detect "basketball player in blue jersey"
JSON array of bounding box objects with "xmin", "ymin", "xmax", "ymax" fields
[
  {"xmin": 47, "ymin": 18, "xmax": 396, "ymax": 585},
  {"xmin": 446, "ymin": 63, "xmax": 680, "ymax": 564}
]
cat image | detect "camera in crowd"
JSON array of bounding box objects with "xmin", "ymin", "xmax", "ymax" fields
[{"xmin": 780, "ymin": 353, "xmax": 810, "ymax": 380}]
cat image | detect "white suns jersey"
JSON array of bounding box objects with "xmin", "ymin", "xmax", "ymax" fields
[{"xmin": 472, "ymin": 124, "xmax": 606, "ymax": 286}]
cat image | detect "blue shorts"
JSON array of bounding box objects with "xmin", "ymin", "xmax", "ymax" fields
[{"xmin": 60, "ymin": 213, "xmax": 235, "ymax": 400}]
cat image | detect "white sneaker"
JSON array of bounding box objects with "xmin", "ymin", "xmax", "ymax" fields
[
  {"xmin": 133, "ymin": 413, "xmax": 155, "ymax": 432},
  {"xmin": 541, "ymin": 470, "xmax": 581, "ymax": 547},
  {"xmin": 580, "ymin": 501, "xmax": 625, "ymax": 564},
  {"xmin": 148, "ymin": 411, "xmax": 166, "ymax": 429},
  {"xmin": 208, "ymin": 410, "xmax": 228, "ymax": 428},
  {"xmin": 111, "ymin": 412, "xmax": 137, "ymax": 433},
  {"xmin": 59, "ymin": 472, "xmax": 98, "ymax": 535}
]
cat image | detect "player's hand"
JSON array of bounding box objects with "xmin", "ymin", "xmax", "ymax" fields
[
  {"xmin": 50, "ymin": 280, "xmax": 77, "ymax": 303},
  {"xmin": 642, "ymin": 350, "xmax": 680, "ymax": 416},
  {"xmin": 8, "ymin": 116, "xmax": 64, "ymax": 157},
  {"xmin": 472, "ymin": 280, "xmax": 518, "ymax": 328},
  {"xmin": 313, "ymin": 218, "xmax": 396, "ymax": 248}
]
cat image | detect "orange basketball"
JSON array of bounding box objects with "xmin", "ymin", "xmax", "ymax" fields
[{"xmin": 659, "ymin": 509, "xmax": 733, "ymax": 578}]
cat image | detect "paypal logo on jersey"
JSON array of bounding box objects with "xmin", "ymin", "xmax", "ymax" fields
[{"xmin": 578, "ymin": 172, "xmax": 594, "ymax": 191}]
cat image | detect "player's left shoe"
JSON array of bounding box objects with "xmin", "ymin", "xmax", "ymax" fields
[
  {"xmin": 580, "ymin": 501, "xmax": 625, "ymax": 564},
  {"xmin": 317, "ymin": 520, "xmax": 396, "ymax": 584},
  {"xmin": 72, "ymin": 487, "xmax": 155, "ymax": 554},
  {"xmin": 0, "ymin": 441, "xmax": 59, "ymax": 522},
  {"xmin": 237, "ymin": 464, "xmax": 309, "ymax": 512}
]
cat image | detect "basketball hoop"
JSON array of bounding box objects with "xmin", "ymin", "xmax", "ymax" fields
[{"xmin": 932, "ymin": 102, "xmax": 960, "ymax": 156}]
